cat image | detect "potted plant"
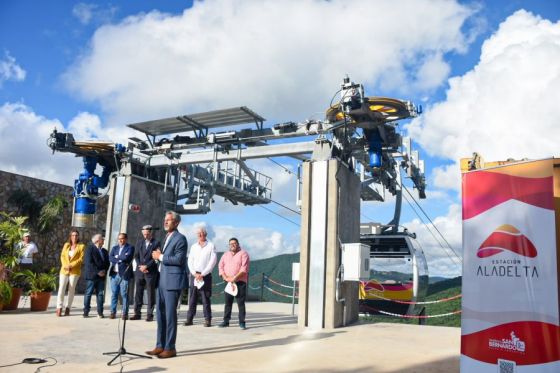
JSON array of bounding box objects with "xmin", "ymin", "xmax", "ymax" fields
[
  {"xmin": 23, "ymin": 268, "xmax": 57, "ymax": 311},
  {"xmin": 0, "ymin": 213, "xmax": 28, "ymax": 310},
  {"xmin": 0, "ymin": 280, "xmax": 12, "ymax": 311}
]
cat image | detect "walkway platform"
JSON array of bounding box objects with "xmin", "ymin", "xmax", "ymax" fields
[{"xmin": 0, "ymin": 295, "xmax": 460, "ymax": 372}]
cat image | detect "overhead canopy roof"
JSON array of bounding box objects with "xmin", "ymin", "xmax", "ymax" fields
[{"xmin": 127, "ymin": 106, "xmax": 266, "ymax": 137}]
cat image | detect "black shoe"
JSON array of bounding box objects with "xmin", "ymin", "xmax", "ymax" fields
[
  {"xmin": 204, "ymin": 319, "xmax": 211, "ymax": 327},
  {"xmin": 83, "ymin": 313, "xmax": 89, "ymax": 318},
  {"xmin": 218, "ymin": 321, "xmax": 229, "ymax": 328},
  {"xmin": 130, "ymin": 314, "xmax": 141, "ymax": 320},
  {"xmin": 146, "ymin": 315, "xmax": 154, "ymax": 322},
  {"xmin": 183, "ymin": 319, "xmax": 193, "ymax": 326},
  {"xmin": 97, "ymin": 314, "xmax": 105, "ymax": 319}
]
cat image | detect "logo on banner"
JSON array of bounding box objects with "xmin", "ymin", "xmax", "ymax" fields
[
  {"xmin": 489, "ymin": 331, "xmax": 526, "ymax": 354},
  {"xmin": 476, "ymin": 225, "xmax": 539, "ymax": 278},
  {"xmin": 477, "ymin": 224, "xmax": 537, "ymax": 258}
]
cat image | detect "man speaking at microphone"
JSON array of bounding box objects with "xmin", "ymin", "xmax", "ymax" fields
[{"xmin": 146, "ymin": 211, "xmax": 187, "ymax": 359}]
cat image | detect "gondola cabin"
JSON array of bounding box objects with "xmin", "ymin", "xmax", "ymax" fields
[{"xmin": 359, "ymin": 223, "xmax": 429, "ymax": 316}]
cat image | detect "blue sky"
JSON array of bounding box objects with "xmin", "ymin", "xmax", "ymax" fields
[{"xmin": 1, "ymin": 0, "xmax": 559, "ymax": 277}]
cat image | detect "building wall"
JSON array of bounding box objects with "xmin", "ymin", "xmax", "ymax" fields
[{"xmin": 0, "ymin": 170, "xmax": 108, "ymax": 292}]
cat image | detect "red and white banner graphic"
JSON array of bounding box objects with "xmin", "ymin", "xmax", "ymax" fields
[{"xmin": 461, "ymin": 159, "xmax": 560, "ymax": 372}]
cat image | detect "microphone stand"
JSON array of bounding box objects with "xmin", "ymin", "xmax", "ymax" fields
[{"xmin": 103, "ymin": 256, "xmax": 152, "ymax": 365}]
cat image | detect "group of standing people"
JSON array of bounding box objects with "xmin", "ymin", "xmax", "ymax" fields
[{"xmin": 51, "ymin": 210, "xmax": 250, "ymax": 360}]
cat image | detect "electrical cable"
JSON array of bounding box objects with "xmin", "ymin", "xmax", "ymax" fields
[
  {"xmin": 267, "ymin": 158, "xmax": 296, "ymax": 176},
  {"xmin": 270, "ymin": 199, "xmax": 301, "ymax": 216},
  {"xmin": 33, "ymin": 357, "xmax": 57, "ymax": 373},
  {"xmin": 401, "ymin": 191, "xmax": 461, "ymax": 267},
  {"xmin": 401, "ymin": 184, "xmax": 462, "ymax": 263},
  {"xmin": 257, "ymin": 205, "xmax": 300, "ymax": 227}
]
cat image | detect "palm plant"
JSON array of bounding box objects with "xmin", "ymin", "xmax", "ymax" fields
[
  {"xmin": 0, "ymin": 280, "xmax": 13, "ymax": 305},
  {"xmin": 0, "ymin": 213, "xmax": 27, "ymax": 270},
  {"xmin": 38, "ymin": 195, "xmax": 68, "ymax": 233},
  {"xmin": 22, "ymin": 268, "xmax": 58, "ymax": 294}
]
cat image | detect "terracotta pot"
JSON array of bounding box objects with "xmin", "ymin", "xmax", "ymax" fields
[
  {"xmin": 30, "ymin": 291, "xmax": 51, "ymax": 311},
  {"xmin": 2, "ymin": 287, "xmax": 23, "ymax": 311}
]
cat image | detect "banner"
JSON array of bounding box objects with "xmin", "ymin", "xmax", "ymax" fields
[{"xmin": 461, "ymin": 159, "xmax": 560, "ymax": 372}]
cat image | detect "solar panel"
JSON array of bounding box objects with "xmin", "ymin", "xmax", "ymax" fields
[{"xmin": 127, "ymin": 106, "xmax": 265, "ymax": 136}]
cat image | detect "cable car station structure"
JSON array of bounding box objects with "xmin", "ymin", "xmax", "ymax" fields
[{"xmin": 48, "ymin": 76, "xmax": 427, "ymax": 329}]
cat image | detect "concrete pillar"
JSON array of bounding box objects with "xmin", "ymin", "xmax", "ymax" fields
[{"xmin": 299, "ymin": 158, "xmax": 361, "ymax": 328}]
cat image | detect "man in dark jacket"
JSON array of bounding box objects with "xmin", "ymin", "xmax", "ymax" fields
[
  {"xmin": 83, "ymin": 234, "xmax": 110, "ymax": 318},
  {"xmin": 146, "ymin": 211, "xmax": 187, "ymax": 359},
  {"xmin": 131, "ymin": 225, "xmax": 161, "ymax": 322},
  {"xmin": 108, "ymin": 232, "xmax": 135, "ymax": 320}
]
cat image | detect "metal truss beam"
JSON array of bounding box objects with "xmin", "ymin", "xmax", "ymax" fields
[{"xmin": 144, "ymin": 141, "xmax": 317, "ymax": 167}]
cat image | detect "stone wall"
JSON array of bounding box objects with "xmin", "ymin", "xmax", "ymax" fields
[{"xmin": 0, "ymin": 170, "xmax": 108, "ymax": 292}]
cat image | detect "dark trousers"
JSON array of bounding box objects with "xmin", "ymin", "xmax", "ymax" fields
[
  {"xmin": 83, "ymin": 277, "xmax": 106, "ymax": 315},
  {"xmin": 187, "ymin": 273, "xmax": 212, "ymax": 321},
  {"xmin": 223, "ymin": 281, "xmax": 247, "ymax": 323},
  {"xmin": 156, "ymin": 287, "xmax": 181, "ymax": 350},
  {"xmin": 134, "ymin": 272, "xmax": 157, "ymax": 317}
]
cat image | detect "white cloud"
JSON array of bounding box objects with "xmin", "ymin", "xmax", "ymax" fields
[
  {"xmin": 0, "ymin": 52, "xmax": 26, "ymax": 87},
  {"xmin": 180, "ymin": 221, "xmax": 299, "ymax": 259},
  {"xmin": 403, "ymin": 203, "xmax": 462, "ymax": 277},
  {"xmin": 0, "ymin": 102, "xmax": 81, "ymax": 185},
  {"xmin": 72, "ymin": 3, "xmax": 118, "ymax": 25},
  {"xmin": 431, "ymin": 163, "xmax": 461, "ymax": 191},
  {"xmin": 63, "ymin": 0, "xmax": 475, "ymax": 126},
  {"xmin": 408, "ymin": 10, "xmax": 560, "ymax": 184}
]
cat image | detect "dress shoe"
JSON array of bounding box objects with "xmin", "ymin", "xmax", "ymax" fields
[
  {"xmin": 64, "ymin": 307, "xmax": 70, "ymax": 316},
  {"xmin": 183, "ymin": 319, "xmax": 193, "ymax": 326},
  {"xmin": 146, "ymin": 315, "xmax": 154, "ymax": 322},
  {"xmin": 157, "ymin": 349, "xmax": 177, "ymax": 359},
  {"xmin": 130, "ymin": 314, "xmax": 141, "ymax": 320},
  {"xmin": 56, "ymin": 308, "xmax": 62, "ymax": 317},
  {"xmin": 204, "ymin": 319, "xmax": 211, "ymax": 327},
  {"xmin": 121, "ymin": 314, "xmax": 129, "ymax": 320},
  {"xmin": 109, "ymin": 313, "xmax": 116, "ymax": 319},
  {"xmin": 146, "ymin": 347, "xmax": 163, "ymax": 356}
]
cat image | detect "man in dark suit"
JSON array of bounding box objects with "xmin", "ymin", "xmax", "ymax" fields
[
  {"xmin": 83, "ymin": 233, "xmax": 110, "ymax": 318},
  {"xmin": 131, "ymin": 225, "xmax": 160, "ymax": 322},
  {"xmin": 108, "ymin": 232, "xmax": 135, "ymax": 320},
  {"xmin": 146, "ymin": 211, "xmax": 187, "ymax": 359}
]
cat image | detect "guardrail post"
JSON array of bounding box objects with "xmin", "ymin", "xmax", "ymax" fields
[{"xmin": 260, "ymin": 272, "xmax": 265, "ymax": 301}]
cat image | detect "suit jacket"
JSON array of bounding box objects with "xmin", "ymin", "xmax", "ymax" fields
[
  {"xmin": 108, "ymin": 243, "xmax": 135, "ymax": 280},
  {"xmin": 134, "ymin": 238, "xmax": 161, "ymax": 278},
  {"xmin": 83, "ymin": 244, "xmax": 110, "ymax": 281},
  {"xmin": 158, "ymin": 230, "xmax": 187, "ymax": 291},
  {"xmin": 60, "ymin": 242, "xmax": 86, "ymax": 276}
]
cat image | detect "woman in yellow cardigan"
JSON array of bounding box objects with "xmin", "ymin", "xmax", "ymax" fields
[{"xmin": 56, "ymin": 230, "xmax": 85, "ymax": 316}]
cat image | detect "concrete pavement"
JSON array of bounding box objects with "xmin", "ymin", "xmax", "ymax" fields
[{"xmin": 0, "ymin": 295, "xmax": 460, "ymax": 372}]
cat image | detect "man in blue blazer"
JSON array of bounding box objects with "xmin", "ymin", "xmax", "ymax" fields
[
  {"xmin": 83, "ymin": 233, "xmax": 110, "ymax": 318},
  {"xmin": 131, "ymin": 225, "xmax": 161, "ymax": 322},
  {"xmin": 146, "ymin": 211, "xmax": 187, "ymax": 359},
  {"xmin": 108, "ymin": 232, "xmax": 135, "ymax": 320}
]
